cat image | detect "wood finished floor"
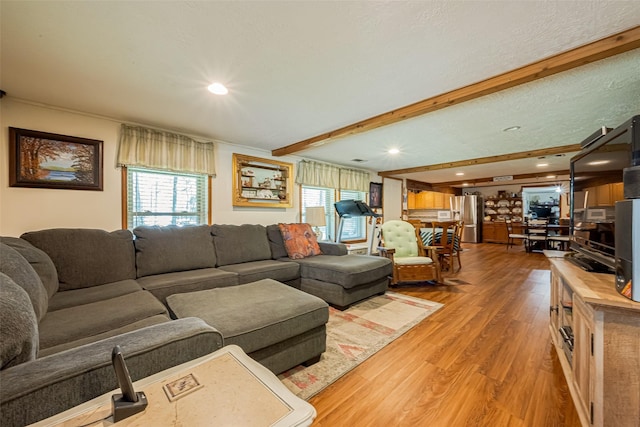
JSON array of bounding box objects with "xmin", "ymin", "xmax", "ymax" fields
[{"xmin": 309, "ymin": 243, "xmax": 582, "ymax": 427}]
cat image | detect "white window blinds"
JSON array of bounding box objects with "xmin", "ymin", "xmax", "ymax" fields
[{"xmin": 126, "ymin": 167, "xmax": 207, "ymax": 229}]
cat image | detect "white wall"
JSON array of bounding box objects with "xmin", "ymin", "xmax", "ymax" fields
[
  {"xmin": 1, "ymin": 98, "xmax": 379, "ymax": 238},
  {"xmin": 0, "ymin": 99, "xmax": 303, "ymax": 236}
]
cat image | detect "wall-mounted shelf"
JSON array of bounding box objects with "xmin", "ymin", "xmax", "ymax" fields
[{"xmin": 232, "ymin": 154, "xmax": 293, "ymax": 208}]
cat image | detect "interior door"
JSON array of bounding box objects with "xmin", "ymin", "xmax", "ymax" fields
[{"xmin": 382, "ymin": 177, "xmax": 402, "ymax": 221}]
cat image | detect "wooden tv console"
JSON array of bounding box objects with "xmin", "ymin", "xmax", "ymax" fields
[{"xmin": 547, "ymin": 254, "xmax": 640, "ymax": 427}]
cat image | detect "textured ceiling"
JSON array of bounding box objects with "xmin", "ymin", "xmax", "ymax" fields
[{"xmin": 2, "ymin": 1, "xmax": 640, "ymax": 188}]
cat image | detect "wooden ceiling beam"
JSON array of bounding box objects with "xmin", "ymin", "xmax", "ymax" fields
[
  {"xmin": 433, "ymin": 169, "xmax": 570, "ymax": 188},
  {"xmin": 271, "ymin": 25, "xmax": 640, "ymax": 157},
  {"xmin": 378, "ymin": 144, "xmax": 581, "ymax": 176}
]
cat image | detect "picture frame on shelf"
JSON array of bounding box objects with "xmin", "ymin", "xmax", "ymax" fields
[{"xmin": 8, "ymin": 127, "xmax": 103, "ymax": 191}]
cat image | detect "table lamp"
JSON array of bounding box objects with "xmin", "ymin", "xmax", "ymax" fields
[{"xmin": 305, "ymin": 206, "xmax": 326, "ymax": 240}]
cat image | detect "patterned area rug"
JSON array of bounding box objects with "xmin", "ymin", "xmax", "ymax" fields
[{"xmin": 278, "ymin": 292, "xmax": 443, "ymax": 400}]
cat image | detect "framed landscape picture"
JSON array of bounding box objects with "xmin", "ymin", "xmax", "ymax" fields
[{"xmin": 9, "ymin": 127, "xmax": 103, "ymax": 191}]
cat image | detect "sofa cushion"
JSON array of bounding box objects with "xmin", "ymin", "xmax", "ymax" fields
[
  {"xmin": 38, "ymin": 291, "xmax": 168, "ymax": 351},
  {"xmin": 21, "ymin": 229, "xmax": 136, "ymax": 290},
  {"xmin": 133, "ymin": 225, "xmax": 216, "ymax": 277},
  {"xmin": 212, "ymin": 224, "xmax": 272, "ymax": 266},
  {"xmin": 293, "ymin": 254, "xmax": 392, "ymax": 289},
  {"xmin": 38, "ymin": 315, "xmax": 170, "ymax": 357},
  {"xmin": 217, "ymin": 260, "xmax": 299, "ymax": 284},
  {"xmin": 48, "ymin": 279, "xmax": 142, "ymax": 312},
  {"xmin": 136, "ymin": 268, "xmax": 238, "ymax": 304},
  {"xmin": 167, "ymin": 279, "xmax": 329, "ymax": 354},
  {"xmin": 278, "ymin": 223, "xmax": 322, "ymax": 259},
  {"xmin": 1, "ymin": 237, "xmax": 59, "ymax": 298},
  {"xmin": 0, "ymin": 273, "xmax": 39, "ymax": 369},
  {"xmin": 0, "ymin": 244, "xmax": 48, "ymax": 321},
  {"xmin": 266, "ymin": 224, "xmax": 289, "ymax": 259}
]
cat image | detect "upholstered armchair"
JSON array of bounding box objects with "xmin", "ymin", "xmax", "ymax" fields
[{"xmin": 378, "ymin": 220, "xmax": 441, "ymax": 285}]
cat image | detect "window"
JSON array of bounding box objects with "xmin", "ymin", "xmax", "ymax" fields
[
  {"xmin": 339, "ymin": 189, "xmax": 367, "ymax": 240},
  {"xmin": 126, "ymin": 167, "xmax": 208, "ymax": 229},
  {"xmin": 301, "ymin": 186, "xmax": 335, "ymax": 241},
  {"xmin": 300, "ymin": 186, "xmax": 367, "ymax": 242}
]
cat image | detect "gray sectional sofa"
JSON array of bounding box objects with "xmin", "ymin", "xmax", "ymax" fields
[{"xmin": 0, "ymin": 223, "xmax": 392, "ymax": 426}]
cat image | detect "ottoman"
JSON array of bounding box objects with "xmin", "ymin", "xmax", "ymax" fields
[{"xmin": 166, "ymin": 278, "xmax": 329, "ymax": 375}]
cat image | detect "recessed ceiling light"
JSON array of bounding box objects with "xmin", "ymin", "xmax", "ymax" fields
[
  {"xmin": 462, "ymin": 183, "xmax": 469, "ymax": 186},
  {"xmin": 503, "ymin": 126, "xmax": 521, "ymax": 132},
  {"xmin": 207, "ymin": 82, "xmax": 228, "ymax": 95},
  {"xmin": 546, "ymin": 175, "xmax": 556, "ymax": 179},
  {"xmin": 388, "ymin": 148, "xmax": 399, "ymax": 154},
  {"xmin": 537, "ymin": 163, "xmax": 549, "ymax": 167},
  {"xmin": 455, "ymin": 172, "xmax": 465, "ymax": 176}
]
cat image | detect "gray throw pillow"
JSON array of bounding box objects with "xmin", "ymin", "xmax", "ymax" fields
[
  {"xmin": 0, "ymin": 243, "xmax": 48, "ymax": 321},
  {"xmin": 0, "ymin": 273, "xmax": 39, "ymax": 369}
]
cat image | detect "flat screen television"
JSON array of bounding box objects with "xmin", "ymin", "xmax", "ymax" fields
[{"xmin": 569, "ymin": 115, "xmax": 640, "ymax": 272}]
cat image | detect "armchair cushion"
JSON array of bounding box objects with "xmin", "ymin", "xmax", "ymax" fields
[{"xmin": 394, "ymin": 256, "xmax": 434, "ymax": 265}]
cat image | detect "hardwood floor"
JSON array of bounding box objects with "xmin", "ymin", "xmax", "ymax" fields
[{"xmin": 309, "ymin": 243, "xmax": 582, "ymax": 426}]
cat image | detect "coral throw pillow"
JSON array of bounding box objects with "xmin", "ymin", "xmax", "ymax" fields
[{"xmin": 278, "ymin": 223, "xmax": 323, "ymax": 259}]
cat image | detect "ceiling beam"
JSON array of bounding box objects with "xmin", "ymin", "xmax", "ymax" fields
[
  {"xmin": 272, "ymin": 25, "xmax": 640, "ymax": 157},
  {"xmin": 434, "ymin": 169, "xmax": 570, "ymax": 188},
  {"xmin": 378, "ymin": 144, "xmax": 581, "ymax": 176}
]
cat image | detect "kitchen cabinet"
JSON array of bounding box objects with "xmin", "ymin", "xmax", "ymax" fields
[
  {"xmin": 483, "ymin": 221, "xmax": 525, "ymax": 244},
  {"xmin": 409, "ymin": 191, "xmax": 453, "ymax": 209},
  {"xmin": 548, "ymin": 258, "xmax": 640, "ymax": 426},
  {"xmin": 584, "ymin": 183, "xmax": 625, "ymax": 206}
]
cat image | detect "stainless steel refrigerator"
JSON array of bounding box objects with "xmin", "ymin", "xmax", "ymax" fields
[{"xmin": 450, "ymin": 195, "xmax": 483, "ymax": 243}]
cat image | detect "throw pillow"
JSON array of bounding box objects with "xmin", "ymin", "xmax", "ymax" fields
[{"xmin": 278, "ymin": 223, "xmax": 323, "ymax": 259}]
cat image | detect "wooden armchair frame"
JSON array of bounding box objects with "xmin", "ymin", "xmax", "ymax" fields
[{"xmin": 378, "ymin": 221, "xmax": 442, "ymax": 285}]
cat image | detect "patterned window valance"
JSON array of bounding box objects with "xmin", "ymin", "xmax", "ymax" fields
[{"xmin": 117, "ymin": 124, "xmax": 216, "ymax": 176}]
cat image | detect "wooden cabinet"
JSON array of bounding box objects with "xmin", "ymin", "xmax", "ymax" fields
[
  {"xmin": 584, "ymin": 183, "xmax": 625, "ymax": 206},
  {"xmin": 409, "ymin": 191, "xmax": 453, "ymax": 209},
  {"xmin": 548, "ymin": 259, "xmax": 640, "ymax": 426},
  {"xmin": 407, "ymin": 192, "xmax": 416, "ymax": 209},
  {"xmin": 483, "ymin": 221, "xmax": 524, "ymax": 244},
  {"xmin": 232, "ymin": 154, "xmax": 293, "ymax": 208}
]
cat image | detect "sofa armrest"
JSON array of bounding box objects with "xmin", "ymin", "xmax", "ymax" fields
[
  {"xmin": 318, "ymin": 241, "xmax": 348, "ymax": 256},
  {"xmin": 0, "ymin": 317, "xmax": 223, "ymax": 427}
]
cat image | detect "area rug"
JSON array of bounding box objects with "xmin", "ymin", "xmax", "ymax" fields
[{"xmin": 278, "ymin": 292, "xmax": 443, "ymax": 400}]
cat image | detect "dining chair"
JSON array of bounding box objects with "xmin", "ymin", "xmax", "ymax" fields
[
  {"xmin": 430, "ymin": 221, "xmax": 457, "ymax": 272},
  {"xmin": 505, "ymin": 219, "xmax": 528, "ymax": 251},
  {"xmin": 526, "ymin": 219, "xmax": 548, "ymax": 251},
  {"xmin": 547, "ymin": 221, "xmax": 570, "ymax": 251},
  {"xmin": 378, "ymin": 220, "xmax": 441, "ymax": 285},
  {"xmin": 448, "ymin": 220, "xmax": 464, "ymax": 271}
]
